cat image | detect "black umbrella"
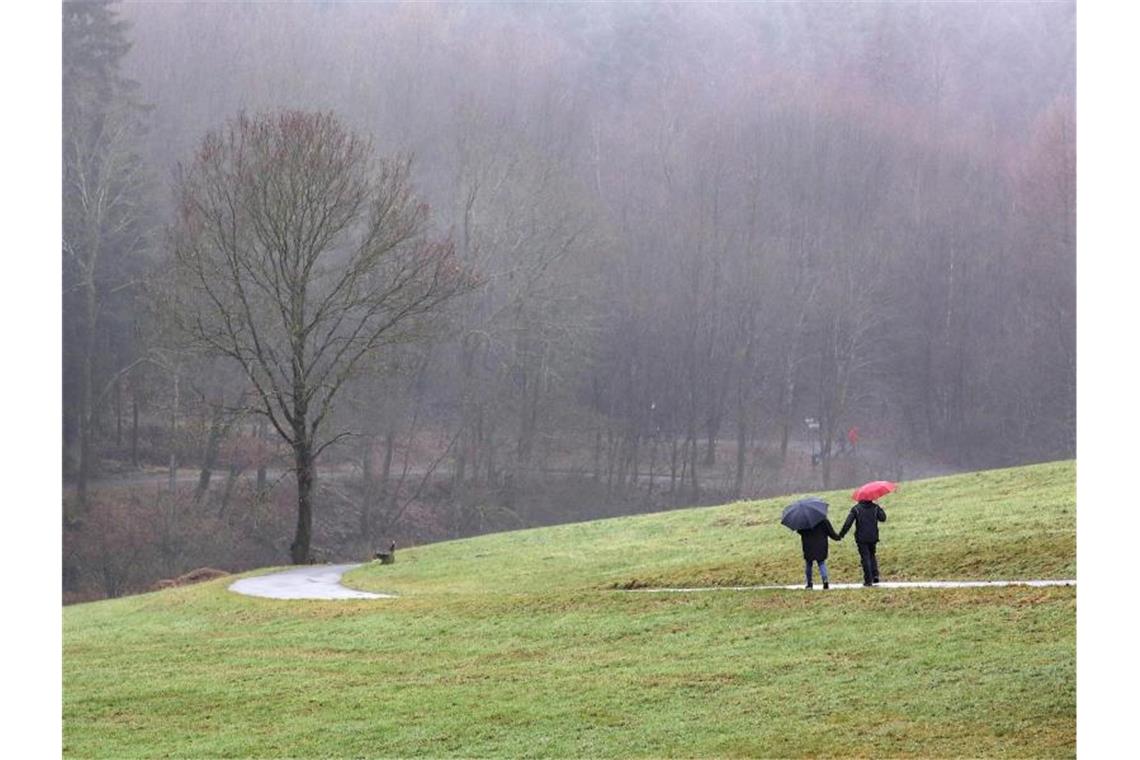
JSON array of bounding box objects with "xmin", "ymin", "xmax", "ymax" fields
[{"xmin": 781, "ymin": 497, "xmax": 829, "ymax": 531}]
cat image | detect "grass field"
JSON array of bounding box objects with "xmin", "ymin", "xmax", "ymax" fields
[{"xmin": 64, "ymin": 460, "xmax": 1075, "ymax": 758}]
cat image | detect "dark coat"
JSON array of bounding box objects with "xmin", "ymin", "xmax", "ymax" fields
[
  {"xmin": 839, "ymin": 500, "xmax": 887, "ymax": 543},
  {"xmin": 798, "ymin": 518, "xmax": 842, "ymax": 561}
]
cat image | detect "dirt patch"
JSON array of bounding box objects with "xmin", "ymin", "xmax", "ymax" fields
[{"xmin": 152, "ymin": 567, "xmax": 230, "ymax": 590}]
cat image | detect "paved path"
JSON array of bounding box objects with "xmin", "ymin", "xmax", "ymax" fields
[
  {"xmin": 228, "ymin": 564, "xmax": 1075, "ymax": 600},
  {"xmin": 229, "ymin": 563, "xmax": 395, "ymax": 600},
  {"xmin": 627, "ymin": 579, "xmax": 1076, "ymax": 593}
]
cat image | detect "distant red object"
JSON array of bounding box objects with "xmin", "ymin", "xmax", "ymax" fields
[
  {"xmin": 847, "ymin": 427, "xmax": 859, "ymax": 446},
  {"xmin": 853, "ymin": 480, "xmax": 896, "ymax": 502}
]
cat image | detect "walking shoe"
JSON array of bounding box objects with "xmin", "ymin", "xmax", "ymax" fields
[
  {"xmin": 823, "ymin": 582, "xmax": 830, "ymax": 590},
  {"xmin": 805, "ymin": 583, "xmax": 813, "ymax": 589},
  {"xmin": 862, "ymin": 582, "xmax": 873, "ymax": 587}
]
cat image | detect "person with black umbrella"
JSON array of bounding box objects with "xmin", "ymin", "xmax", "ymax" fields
[{"xmin": 781, "ymin": 497, "xmax": 844, "ymax": 590}]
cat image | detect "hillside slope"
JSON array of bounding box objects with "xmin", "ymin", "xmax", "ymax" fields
[
  {"xmin": 64, "ymin": 461, "xmax": 1075, "ymax": 758},
  {"xmin": 344, "ymin": 459, "xmax": 1075, "ymax": 595}
]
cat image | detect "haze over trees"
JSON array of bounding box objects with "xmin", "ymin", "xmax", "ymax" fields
[
  {"xmin": 168, "ymin": 111, "xmax": 469, "ymax": 562},
  {"xmin": 62, "ymin": 0, "xmax": 152, "ymax": 519},
  {"xmin": 62, "ymin": 0, "xmax": 1075, "ymax": 599}
]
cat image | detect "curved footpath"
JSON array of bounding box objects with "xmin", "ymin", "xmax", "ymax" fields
[
  {"xmin": 228, "ymin": 564, "xmax": 1074, "ymax": 600},
  {"xmin": 229, "ymin": 563, "xmax": 395, "ymax": 600}
]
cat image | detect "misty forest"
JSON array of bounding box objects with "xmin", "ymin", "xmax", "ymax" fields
[{"xmin": 62, "ymin": 1, "xmax": 1074, "ymax": 602}]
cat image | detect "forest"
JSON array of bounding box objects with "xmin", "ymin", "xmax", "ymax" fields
[{"xmin": 62, "ymin": 1, "xmax": 1075, "ymax": 602}]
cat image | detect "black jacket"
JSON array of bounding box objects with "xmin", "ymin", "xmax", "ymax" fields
[
  {"xmin": 839, "ymin": 501, "xmax": 886, "ymax": 544},
  {"xmin": 798, "ymin": 519, "xmax": 842, "ymax": 561}
]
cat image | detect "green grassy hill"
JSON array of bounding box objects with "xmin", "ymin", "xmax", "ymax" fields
[{"xmin": 64, "ymin": 461, "xmax": 1075, "ymax": 758}]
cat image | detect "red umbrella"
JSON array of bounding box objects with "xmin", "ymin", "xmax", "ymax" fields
[{"xmin": 853, "ymin": 480, "xmax": 897, "ymax": 502}]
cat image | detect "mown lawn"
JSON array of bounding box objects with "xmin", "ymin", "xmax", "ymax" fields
[{"xmin": 64, "ymin": 461, "xmax": 1075, "ymax": 758}]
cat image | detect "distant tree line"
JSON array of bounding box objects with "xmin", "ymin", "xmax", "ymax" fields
[{"xmin": 63, "ymin": 1, "xmax": 1074, "ymax": 590}]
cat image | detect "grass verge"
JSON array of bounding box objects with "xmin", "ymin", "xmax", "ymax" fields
[{"xmin": 64, "ymin": 460, "xmax": 1075, "ymax": 758}]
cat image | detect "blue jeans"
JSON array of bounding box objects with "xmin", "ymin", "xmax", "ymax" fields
[{"xmin": 805, "ymin": 559, "xmax": 829, "ymax": 586}]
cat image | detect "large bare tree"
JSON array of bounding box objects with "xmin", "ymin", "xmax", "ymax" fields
[{"xmin": 169, "ymin": 110, "xmax": 469, "ymax": 563}]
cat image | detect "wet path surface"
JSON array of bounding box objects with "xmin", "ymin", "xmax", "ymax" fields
[
  {"xmin": 229, "ymin": 563, "xmax": 395, "ymax": 600},
  {"xmin": 627, "ymin": 579, "xmax": 1076, "ymax": 593},
  {"xmin": 228, "ymin": 564, "xmax": 1074, "ymax": 600}
]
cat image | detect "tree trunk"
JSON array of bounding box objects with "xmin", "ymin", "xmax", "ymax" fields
[
  {"xmin": 218, "ymin": 462, "xmax": 242, "ymax": 518},
  {"xmin": 484, "ymin": 420, "xmax": 497, "ymax": 486},
  {"xmin": 290, "ymin": 439, "xmax": 315, "ymax": 564},
  {"xmin": 472, "ymin": 404, "xmax": 484, "ymax": 486},
  {"xmin": 130, "ymin": 390, "xmax": 139, "ymax": 468},
  {"xmin": 678, "ymin": 438, "xmax": 689, "ymax": 498},
  {"xmin": 704, "ymin": 382, "xmax": 725, "ymax": 466},
  {"xmin": 360, "ymin": 439, "xmax": 375, "ymax": 538},
  {"xmin": 76, "ymin": 402, "xmax": 90, "ymax": 518},
  {"xmin": 615, "ymin": 434, "xmax": 628, "ymax": 490},
  {"xmin": 195, "ymin": 399, "xmax": 225, "ymax": 502},
  {"xmin": 703, "ymin": 434, "xmax": 718, "ymax": 467},
  {"xmin": 629, "ymin": 434, "xmax": 640, "ymax": 489},
  {"xmin": 647, "ymin": 435, "xmax": 658, "ymax": 498},
  {"xmin": 605, "ymin": 429, "xmax": 615, "ymax": 495},
  {"xmin": 734, "ymin": 326, "xmax": 755, "ymax": 499},
  {"xmin": 734, "ymin": 411, "xmax": 748, "ymax": 499},
  {"xmin": 256, "ymin": 418, "xmax": 268, "ymax": 495},
  {"xmin": 378, "ymin": 430, "xmax": 395, "ymax": 533},
  {"xmin": 669, "ymin": 436, "xmax": 679, "ymax": 495},
  {"xmin": 779, "ymin": 366, "xmax": 795, "ymax": 463},
  {"xmin": 115, "ymin": 376, "xmax": 123, "ymax": 447},
  {"xmin": 168, "ymin": 368, "xmax": 180, "ymax": 494},
  {"xmin": 516, "ymin": 356, "xmax": 543, "ymax": 487},
  {"xmin": 593, "ymin": 430, "xmax": 602, "ymax": 483},
  {"xmin": 686, "ymin": 412, "xmax": 700, "ymax": 501},
  {"xmin": 75, "ymin": 280, "xmax": 97, "ymax": 516},
  {"xmin": 821, "ymin": 432, "xmax": 833, "ymax": 488},
  {"xmin": 453, "ymin": 336, "xmax": 477, "ymax": 495}
]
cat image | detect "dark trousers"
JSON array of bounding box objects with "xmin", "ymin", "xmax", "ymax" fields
[{"xmin": 857, "ymin": 541, "xmax": 879, "ymax": 585}]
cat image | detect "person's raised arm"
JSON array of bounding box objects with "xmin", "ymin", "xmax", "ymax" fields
[{"xmin": 877, "ymin": 505, "xmax": 887, "ymax": 522}]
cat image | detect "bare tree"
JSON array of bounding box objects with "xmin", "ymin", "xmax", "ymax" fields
[
  {"xmin": 63, "ymin": 0, "xmax": 152, "ymax": 517},
  {"xmin": 169, "ymin": 111, "xmax": 471, "ymax": 563}
]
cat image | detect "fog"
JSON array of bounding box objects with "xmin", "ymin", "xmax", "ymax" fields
[{"xmin": 63, "ymin": 1, "xmax": 1074, "ymax": 600}]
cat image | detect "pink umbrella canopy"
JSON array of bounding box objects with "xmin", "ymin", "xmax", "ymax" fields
[{"xmin": 852, "ymin": 480, "xmax": 897, "ymax": 502}]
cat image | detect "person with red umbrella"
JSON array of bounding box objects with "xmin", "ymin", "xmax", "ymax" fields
[{"xmin": 838, "ymin": 481, "xmax": 895, "ymax": 586}]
